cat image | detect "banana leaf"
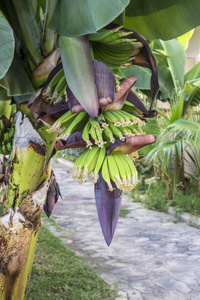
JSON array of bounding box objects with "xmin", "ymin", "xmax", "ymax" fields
[
  {"xmin": 0, "ymin": 53, "xmax": 35, "ymax": 104},
  {"xmin": 0, "ymin": 11, "xmax": 15, "ymax": 80},
  {"xmin": 185, "ymin": 61, "xmax": 200, "ymax": 82},
  {"xmin": 59, "ymin": 35, "xmax": 99, "ymax": 119},
  {"xmin": 125, "ymin": 0, "xmax": 200, "ymax": 41},
  {"xmin": 176, "ymin": 29, "xmax": 195, "ymax": 51},
  {"xmin": 49, "ymin": 0, "xmax": 129, "ymax": 36},
  {"xmin": 159, "ymin": 39, "xmax": 185, "ymax": 89}
]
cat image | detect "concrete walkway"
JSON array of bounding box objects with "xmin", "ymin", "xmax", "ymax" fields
[{"xmin": 43, "ymin": 159, "xmax": 200, "ymax": 300}]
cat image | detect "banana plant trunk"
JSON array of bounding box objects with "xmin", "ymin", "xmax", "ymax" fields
[{"xmin": 0, "ymin": 111, "xmax": 57, "ymax": 299}]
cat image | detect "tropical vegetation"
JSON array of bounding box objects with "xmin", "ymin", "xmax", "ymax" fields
[{"xmin": 0, "ymin": 0, "xmax": 200, "ymax": 299}]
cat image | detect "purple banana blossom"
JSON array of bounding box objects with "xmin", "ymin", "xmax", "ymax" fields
[{"xmin": 43, "ymin": 171, "xmax": 62, "ymax": 217}]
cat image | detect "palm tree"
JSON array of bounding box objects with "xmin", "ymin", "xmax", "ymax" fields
[
  {"xmin": 0, "ymin": 1, "xmax": 200, "ymax": 298},
  {"xmin": 145, "ymin": 93, "xmax": 200, "ymax": 199}
]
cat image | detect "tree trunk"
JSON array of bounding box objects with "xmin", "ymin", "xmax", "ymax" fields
[
  {"xmin": 167, "ymin": 180, "xmax": 173, "ymax": 200},
  {"xmin": 0, "ymin": 111, "xmax": 56, "ymax": 299}
]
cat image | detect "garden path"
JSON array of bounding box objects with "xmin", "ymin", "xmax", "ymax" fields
[{"xmin": 43, "ymin": 159, "xmax": 200, "ymax": 300}]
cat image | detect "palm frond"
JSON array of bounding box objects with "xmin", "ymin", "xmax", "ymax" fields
[{"xmin": 167, "ymin": 119, "xmax": 200, "ymax": 146}]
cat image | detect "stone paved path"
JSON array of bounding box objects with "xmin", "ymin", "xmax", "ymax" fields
[{"xmin": 44, "ymin": 159, "xmax": 200, "ymax": 300}]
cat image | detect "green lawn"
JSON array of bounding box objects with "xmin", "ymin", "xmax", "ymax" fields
[{"xmin": 27, "ymin": 225, "xmax": 117, "ymax": 300}]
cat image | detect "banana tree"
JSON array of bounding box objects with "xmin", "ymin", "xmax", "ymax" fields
[
  {"xmin": 119, "ymin": 33, "xmax": 200, "ymax": 114},
  {"xmin": 144, "ymin": 93, "xmax": 200, "ymax": 199},
  {"xmin": 1, "ymin": 1, "xmax": 200, "ymax": 299}
]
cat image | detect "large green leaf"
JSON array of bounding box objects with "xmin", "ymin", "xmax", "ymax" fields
[
  {"xmin": 49, "ymin": 0, "xmax": 129, "ymax": 36},
  {"xmin": 119, "ymin": 65, "xmax": 151, "ymax": 90},
  {"xmin": 59, "ymin": 35, "xmax": 99, "ymax": 118},
  {"xmin": 176, "ymin": 29, "xmax": 194, "ymax": 51},
  {"xmin": 183, "ymin": 86, "xmax": 200, "ymax": 113},
  {"xmin": 0, "ymin": 11, "xmax": 15, "ymax": 80},
  {"xmin": 160, "ymin": 39, "xmax": 185, "ymax": 90},
  {"xmin": 125, "ymin": 0, "xmax": 200, "ymax": 41},
  {"xmin": 184, "ymin": 61, "xmax": 200, "ymax": 82},
  {"xmin": 12, "ymin": 0, "xmax": 42, "ymax": 65},
  {"xmin": 0, "ymin": 53, "xmax": 35, "ymax": 102},
  {"xmin": 183, "ymin": 62, "xmax": 200, "ymax": 110},
  {"xmin": 0, "ymin": 87, "xmax": 11, "ymax": 101}
]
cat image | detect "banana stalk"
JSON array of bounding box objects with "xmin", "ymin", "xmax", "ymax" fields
[
  {"xmin": 0, "ymin": 177, "xmax": 51, "ymax": 300},
  {"xmin": 5, "ymin": 112, "xmax": 47, "ymax": 211},
  {"xmin": 0, "ymin": 106, "xmax": 57, "ymax": 299}
]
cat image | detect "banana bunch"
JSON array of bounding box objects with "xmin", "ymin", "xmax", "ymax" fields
[
  {"xmin": 81, "ymin": 110, "xmax": 146, "ymax": 149},
  {"xmin": 88, "ymin": 28, "xmax": 143, "ymax": 68},
  {"xmin": 48, "ymin": 110, "xmax": 89, "ymax": 141},
  {"xmin": 42, "ymin": 68, "xmax": 67, "ymax": 105},
  {"xmin": 49, "ymin": 106, "xmax": 146, "ymax": 146},
  {"xmin": 71, "ymin": 146, "xmax": 106, "ymax": 183},
  {"xmin": 102, "ymin": 151, "xmax": 138, "ymax": 191},
  {"xmin": 71, "ymin": 145, "xmax": 138, "ymax": 191},
  {"xmin": 0, "ymin": 117, "xmax": 15, "ymax": 156},
  {"xmin": 122, "ymin": 101, "xmax": 147, "ymax": 119}
]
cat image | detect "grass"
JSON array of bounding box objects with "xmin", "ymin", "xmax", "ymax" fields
[
  {"xmin": 42, "ymin": 212, "xmax": 62, "ymax": 231},
  {"xmin": 132, "ymin": 180, "xmax": 200, "ymax": 217},
  {"xmin": 132, "ymin": 182, "xmax": 169, "ymax": 213},
  {"xmin": 119, "ymin": 208, "xmax": 130, "ymax": 217},
  {"xmin": 27, "ymin": 226, "xmax": 117, "ymax": 300}
]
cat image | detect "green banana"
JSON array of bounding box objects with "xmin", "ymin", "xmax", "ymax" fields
[
  {"xmin": 101, "ymin": 156, "xmax": 114, "ymax": 191},
  {"xmin": 4, "ymin": 132, "xmax": 11, "ymax": 143},
  {"xmin": 59, "ymin": 112, "xmax": 87, "ymax": 140},
  {"xmin": 94, "ymin": 127, "xmax": 105, "ymax": 148},
  {"xmin": 103, "ymin": 111, "xmax": 121, "ymax": 126},
  {"xmin": 49, "ymin": 111, "xmax": 77, "ymax": 132},
  {"xmin": 89, "ymin": 125, "xmax": 98, "ymax": 145},
  {"xmin": 2, "ymin": 144, "xmax": 10, "ymax": 155},
  {"xmin": 111, "ymin": 111, "xmax": 127, "ymax": 127},
  {"xmin": 54, "ymin": 75, "xmax": 67, "ymax": 94},
  {"xmin": 97, "ymin": 114, "xmax": 109, "ymax": 128},
  {"xmin": 58, "ymin": 82, "xmax": 68, "ymax": 98},
  {"xmin": 71, "ymin": 149, "xmax": 91, "ymax": 178},
  {"xmin": 82, "ymin": 121, "xmax": 93, "ymax": 149},
  {"xmin": 123, "ymin": 154, "xmax": 138, "ymax": 187},
  {"xmin": 93, "ymin": 146, "xmax": 106, "ymax": 183},
  {"xmin": 112, "ymin": 151, "xmax": 128, "ymax": 190},
  {"xmin": 97, "ymin": 31, "xmax": 122, "ymax": 44},
  {"xmin": 88, "ymin": 29, "xmax": 113, "ymax": 42},
  {"xmin": 8, "ymin": 127, "xmax": 15, "ymax": 140},
  {"xmin": 107, "ymin": 154, "xmax": 122, "ymax": 186},
  {"xmin": 6, "ymin": 142, "xmax": 12, "ymax": 153},
  {"xmin": 107, "ymin": 121, "xmax": 125, "ymax": 141},
  {"xmin": 48, "ymin": 68, "xmax": 65, "ymax": 89},
  {"xmin": 0, "ymin": 120, "xmax": 5, "ymax": 133},
  {"xmin": 80, "ymin": 146, "xmax": 100, "ymax": 182},
  {"xmin": 102, "ymin": 126, "xmax": 115, "ymax": 143},
  {"xmin": 89, "ymin": 118, "xmax": 103, "ymax": 133}
]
